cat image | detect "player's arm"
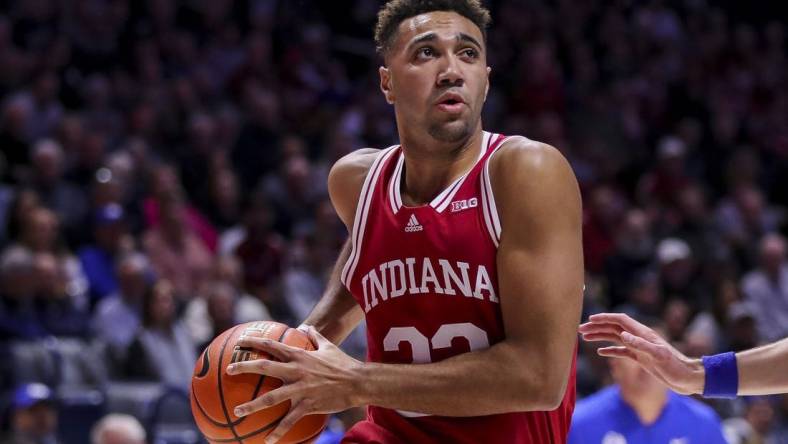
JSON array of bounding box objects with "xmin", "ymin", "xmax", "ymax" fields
[
  {"xmin": 298, "ymin": 148, "xmax": 379, "ymax": 345},
  {"xmin": 226, "ymin": 141, "xmax": 583, "ymax": 441},
  {"xmin": 580, "ymin": 313, "xmax": 788, "ymax": 396}
]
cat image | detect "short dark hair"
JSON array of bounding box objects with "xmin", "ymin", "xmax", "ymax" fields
[{"xmin": 375, "ymin": 0, "xmax": 492, "ymax": 58}]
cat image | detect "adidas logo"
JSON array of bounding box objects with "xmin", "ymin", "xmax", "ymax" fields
[{"xmin": 404, "ymin": 214, "xmax": 423, "ymax": 232}]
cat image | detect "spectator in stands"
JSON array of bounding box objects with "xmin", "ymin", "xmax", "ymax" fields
[
  {"xmin": 1, "ymin": 383, "xmax": 59, "ymax": 444},
  {"xmin": 260, "ymin": 153, "xmax": 323, "ymax": 237},
  {"xmin": 143, "ymin": 164, "xmax": 218, "ymax": 253},
  {"xmin": 202, "ymin": 167, "xmax": 242, "ymax": 231},
  {"xmin": 27, "ymin": 139, "xmax": 87, "ymax": 244},
  {"xmin": 2, "ymin": 188, "xmax": 40, "ymax": 245},
  {"xmin": 92, "ymin": 253, "xmax": 150, "ymax": 363},
  {"xmin": 230, "ymin": 190, "xmax": 285, "ymax": 311},
  {"xmin": 90, "ymin": 413, "xmax": 146, "ymax": 444},
  {"xmin": 283, "ymin": 235, "xmax": 328, "ymax": 322},
  {"xmin": 78, "ymin": 203, "xmax": 134, "ymax": 306},
  {"xmin": 196, "ymin": 281, "xmax": 238, "ymax": 351},
  {"xmin": 0, "ymin": 246, "xmax": 44, "ymax": 340},
  {"xmin": 569, "ymin": 324, "xmax": 727, "ymax": 444},
  {"xmin": 741, "ymin": 233, "xmax": 788, "ymax": 342},
  {"xmin": 33, "ymin": 252, "xmax": 89, "ymax": 337},
  {"xmin": 184, "ymin": 255, "xmax": 271, "ymax": 346},
  {"xmin": 143, "ymin": 190, "xmax": 213, "ymax": 300},
  {"xmin": 604, "ymin": 208, "xmax": 655, "ymax": 308},
  {"xmin": 126, "ymin": 279, "xmax": 197, "ymax": 390}
]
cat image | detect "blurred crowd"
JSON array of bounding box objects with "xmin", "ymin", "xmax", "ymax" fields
[{"xmin": 0, "ymin": 0, "xmax": 786, "ymax": 443}]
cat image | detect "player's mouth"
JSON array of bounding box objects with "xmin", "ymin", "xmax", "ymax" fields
[{"xmin": 435, "ymin": 92, "xmax": 466, "ymax": 113}]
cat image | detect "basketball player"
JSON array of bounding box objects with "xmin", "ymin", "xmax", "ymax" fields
[
  {"xmin": 226, "ymin": 1, "xmax": 584, "ymax": 442},
  {"xmin": 580, "ymin": 312, "xmax": 788, "ymax": 397}
]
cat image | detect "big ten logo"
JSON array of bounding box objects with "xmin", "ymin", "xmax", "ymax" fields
[{"xmin": 450, "ymin": 198, "xmax": 478, "ymax": 213}]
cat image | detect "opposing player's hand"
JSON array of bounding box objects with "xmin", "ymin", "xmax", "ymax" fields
[
  {"xmin": 578, "ymin": 313, "xmax": 705, "ymax": 395},
  {"xmin": 226, "ymin": 325, "xmax": 363, "ymax": 444}
]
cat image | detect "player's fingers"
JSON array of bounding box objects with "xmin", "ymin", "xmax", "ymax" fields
[
  {"xmin": 597, "ymin": 346, "xmax": 637, "ymax": 360},
  {"xmin": 263, "ymin": 402, "xmax": 307, "ymax": 444},
  {"xmin": 580, "ymin": 332, "xmax": 623, "ymax": 344},
  {"xmin": 588, "ymin": 313, "xmax": 658, "ymax": 339},
  {"xmin": 307, "ymin": 325, "xmax": 332, "ymax": 349},
  {"xmin": 233, "ymin": 385, "xmax": 296, "ymax": 418},
  {"xmin": 226, "ymin": 359, "xmax": 294, "ymax": 380},
  {"xmin": 578, "ymin": 324, "xmax": 624, "ymax": 336},
  {"xmin": 236, "ymin": 336, "xmax": 300, "ymax": 361},
  {"xmin": 620, "ymin": 331, "xmax": 672, "ymax": 362}
]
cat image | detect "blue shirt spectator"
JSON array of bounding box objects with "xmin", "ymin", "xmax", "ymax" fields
[
  {"xmin": 78, "ymin": 203, "xmax": 132, "ymax": 306},
  {"xmin": 570, "ymin": 386, "xmax": 727, "ymax": 444}
]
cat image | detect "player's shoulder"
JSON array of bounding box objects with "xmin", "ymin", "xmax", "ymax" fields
[
  {"xmin": 572, "ymin": 386, "xmax": 621, "ymax": 423},
  {"xmin": 669, "ymin": 392, "xmax": 722, "ymax": 424},
  {"xmin": 486, "ymin": 134, "xmax": 579, "ymax": 214},
  {"xmin": 327, "ymin": 148, "xmax": 384, "ymax": 227},
  {"xmin": 330, "ymin": 148, "xmax": 381, "ymax": 176},
  {"xmin": 490, "ymin": 135, "xmax": 570, "ymax": 180}
]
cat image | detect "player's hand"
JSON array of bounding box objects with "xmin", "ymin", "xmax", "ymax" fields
[
  {"xmin": 578, "ymin": 313, "xmax": 705, "ymax": 395},
  {"xmin": 225, "ymin": 325, "xmax": 363, "ymax": 444}
]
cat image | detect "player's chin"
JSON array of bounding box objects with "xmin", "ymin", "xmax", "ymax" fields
[{"xmin": 427, "ymin": 119, "xmax": 472, "ymax": 143}]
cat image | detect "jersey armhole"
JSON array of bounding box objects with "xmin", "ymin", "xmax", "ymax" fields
[
  {"xmin": 480, "ymin": 136, "xmax": 517, "ymax": 248},
  {"xmin": 340, "ymin": 145, "xmax": 399, "ymax": 287}
]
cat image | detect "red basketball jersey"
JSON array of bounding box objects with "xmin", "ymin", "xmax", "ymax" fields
[{"xmin": 340, "ymin": 132, "xmax": 577, "ymax": 444}]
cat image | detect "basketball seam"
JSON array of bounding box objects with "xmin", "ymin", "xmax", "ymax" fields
[{"xmin": 216, "ymin": 325, "xmax": 244, "ymax": 443}]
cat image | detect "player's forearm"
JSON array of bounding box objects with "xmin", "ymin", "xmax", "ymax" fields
[
  {"xmin": 351, "ymin": 341, "xmax": 570, "ymax": 416},
  {"xmin": 301, "ymin": 239, "xmax": 362, "ymax": 345},
  {"xmin": 735, "ymin": 337, "xmax": 788, "ymax": 395}
]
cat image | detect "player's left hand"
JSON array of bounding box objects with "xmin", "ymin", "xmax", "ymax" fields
[{"xmin": 226, "ymin": 325, "xmax": 363, "ymax": 444}]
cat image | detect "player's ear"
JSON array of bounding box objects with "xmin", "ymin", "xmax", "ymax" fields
[{"xmin": 379, "ymin": 66, "xmax": 395, "ymax": 105}]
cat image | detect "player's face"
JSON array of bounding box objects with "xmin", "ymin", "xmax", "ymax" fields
[{"xmin": 380, "ymin": 11, "xmax": 490, "ymax": 144}]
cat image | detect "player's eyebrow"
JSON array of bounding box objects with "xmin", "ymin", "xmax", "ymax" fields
[
  {"xmin": 406, "ymin": 32, "xmax": 483, "ymax": 51},
  {"xmin": 457, "ymin": 33, "xmax": 482, "ymax": 50}
]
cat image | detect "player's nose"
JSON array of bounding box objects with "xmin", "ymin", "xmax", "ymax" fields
[{"xmin": 436, "ymin": 54, "xmax": 464, "ymax": 87}]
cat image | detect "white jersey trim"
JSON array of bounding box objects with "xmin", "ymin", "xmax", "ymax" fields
[
  {"xmin": 480, "ymin": 135, "xmax": 517, "ymax": 247},
  {"xmin": 389, "ymin": 131, "xmax": 493, "ymax": 214},
  {"xmin": 341, "ymin": 145, "xmax": 399, "ymax": 287}
]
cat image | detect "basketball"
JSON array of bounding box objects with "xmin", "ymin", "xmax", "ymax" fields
[{"xmin": 190, "ymin": 321, "xmax": 328, "ymax": 443}]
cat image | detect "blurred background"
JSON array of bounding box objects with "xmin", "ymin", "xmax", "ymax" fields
[{"xmin": 0, "ymin": 0, "xmax": 786, "ymax": 443}]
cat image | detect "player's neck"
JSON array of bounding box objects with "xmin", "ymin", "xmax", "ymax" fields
[
  {"xmin": 620, "ymin": 387, "xmax": 668, "ymax": 425},
  {"xmin": 398, "ymin": 128, "xmax": 484, "ymax": 206}
]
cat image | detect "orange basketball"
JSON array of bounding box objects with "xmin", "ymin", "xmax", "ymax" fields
[{"xmin": 190, "ymin": 321, "xmax": 328, "ymax": 443}]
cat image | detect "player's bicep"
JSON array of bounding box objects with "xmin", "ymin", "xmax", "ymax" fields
[{"xmin": 493, "ymin": 141, "xmax": 584, "ymax": 382}]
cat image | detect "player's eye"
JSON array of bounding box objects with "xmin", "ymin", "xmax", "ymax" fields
[
  {"xmin": 461, "ymin": 48, "xmax": 479, "ymax": 59},
  {"xmin": 416, "ymin": 47, "xmax": 436, "ymax": 59}
]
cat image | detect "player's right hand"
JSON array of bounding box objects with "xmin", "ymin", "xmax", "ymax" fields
[{"xmin": 579, "ymin": 313, "xmax": 705, "ymax": 395}]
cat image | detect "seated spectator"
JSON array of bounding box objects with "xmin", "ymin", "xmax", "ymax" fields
[
  {"xmin": 0, "ymin": 383, "xmax": 60, "ymax": 444},
  {"xmin": 90, "ymin": 413, "xmax": 146, "ymax": 444},
  {"xmin": 125, "ymin": 279, "xmax": 197, "ymax": 390},
  {"xmin": 27, "ymin": 139, "xmax": 87, "ymax": 247},
  {"xmin": 92, "ymin": 253, "xmax": 150, "ymax": 363},
  {"xmin": 14, "ymin": 206, "xmax": 88, "ymax": 309},
  {"xmin": 143, "ymin": 190, "xmax": 213, "ymax": 301},
  {"xmin": 569, "ymin": 322, "xmax": 727, "ymax": 444},
  {"xmin": 78, "ymin": 203, "xmax": 135, "ymax": 306},
  {"xmin": 143, "ymin": 164, "xmax": 218, "ymax": 252},
  {"xmin": 0, "ymin": 246, "xmax": 45, "ymax": 340},
  {"xmin": 184, "ymin": 255, "xmax": 271, "ymax": 346},
  {"xmin": 230, "ymin": 191, "xmax": 284, "ymax": 307},
  {"xmin": 741, "ymin": 233, "xmax": 788, "ymax": 342},
  {"xmin": 195, "ymin": 281, "xmax": 238, "ymax": 351},
  {"xmin": 33, "ymin": 252, "xmax": 89, "ymax": 337}
]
